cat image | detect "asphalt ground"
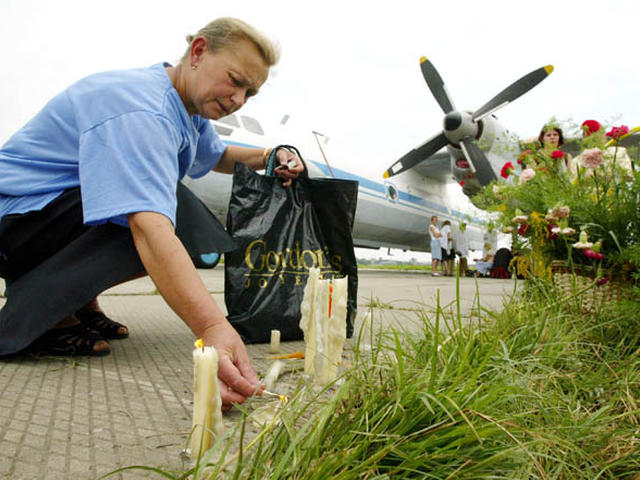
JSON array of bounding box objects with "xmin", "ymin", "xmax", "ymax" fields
[{"xmin": 0, "ymin": 267, "xmax": 518, "ymax": 479}]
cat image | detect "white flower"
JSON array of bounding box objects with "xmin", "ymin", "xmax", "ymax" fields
[
  {"xmin": 512, "ymin": 215, "xmax": 528, "ymax": 224},
  {"xmin": 573, "ymin": 229, "xmax": 592, "ymax": 249}
]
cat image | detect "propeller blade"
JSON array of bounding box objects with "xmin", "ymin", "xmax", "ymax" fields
[
  {"xmin": 472, "ymin": 65, "xmax": 554, "ymax": 122},
  {"xmin": 420, "ymin": 57, "xmax": 456, "ymax": 114},
  {"xmin": 383, "ymin": 132, "xmax": 448, "ymax": 178},
  {"xmin": 460, "ymin": 138, "xmax": 496, "ymax": 185}
]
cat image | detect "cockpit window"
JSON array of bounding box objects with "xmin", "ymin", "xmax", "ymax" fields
[
  {"xmin": 240, "ymin": 115, "xmax": 264, "ymax": 135},
  {"xmin": 213, "ymin": 125, "xmax": 233, "ymax": 136},
  {"xmin": 218, "ymin": 115, "xmax": 240, "ymax": 128}
]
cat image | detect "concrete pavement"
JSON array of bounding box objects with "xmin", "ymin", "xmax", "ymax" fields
[{"xmin": 0, "ymin": 267, "xmax": 518, "ymax": 479}]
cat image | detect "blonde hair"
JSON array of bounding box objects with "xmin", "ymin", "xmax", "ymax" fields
[{"xmin": 182, "ymin": 17, "xmax": 280, "ymax": 66}]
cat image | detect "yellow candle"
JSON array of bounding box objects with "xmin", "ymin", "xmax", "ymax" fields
[{"xmin": 190, "ymin": 340, "xmax": 224, "ymax": 459}]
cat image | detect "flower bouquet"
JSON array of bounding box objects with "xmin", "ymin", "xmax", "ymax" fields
[{"xmin": 473, "ymin": 123, "xmax": 640, "ymax": 308}]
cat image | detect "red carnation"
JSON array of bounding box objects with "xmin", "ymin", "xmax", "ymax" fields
[
  {"xmin": 581, "ymin": 119, "xmax": 601, "ymax": 136},
  {"xmin": 460, "ymin": 180, "xmax": 465, "ymax": 186},
  {"xmin": 518, "ymin": 223, "xmax": 530, "ymax": 237},
  {"xmin": 606, "ymin": 125, "xmax": 630, "ymax": 140},
  {"xmin": 584, "ymin": 249, "xmax": 604, "ymax": 260},
  {"xmin": 500, "ymin": 162, "xmax": 515, "ymax": 179},
  {"xmin": 551, "ymin": 150, "xmax": 564, "ymax": 159}
]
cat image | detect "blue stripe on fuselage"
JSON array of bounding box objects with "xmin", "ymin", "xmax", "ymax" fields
[{"xmin": 221, "ymin": 139, "xmax": 480, "ymax": 225}]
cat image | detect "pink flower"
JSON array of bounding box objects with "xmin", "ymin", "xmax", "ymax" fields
[
  {"xmin": 580, "ymin": 148, "xmax": 604, "ymax": 169},
  {"xmin": 546, "ymin": 210, "xmax": 558, "ymax": 222},
  {"xmin": 551, "ymin": 205, "xmax": 570, "ymax": 219},
  {"xmin": 561, "ymin": 227, "xmax": 576, "ymax": 236},
  {"xmin": 606, "ymin": 125, "xmax": 629, "ymax": 140},
  {"xmin": 551, "ymin": 150, "xmax": 564, "ymax": 159},
  {"xmin": 519, "ymin": 168, "xmax": 536, "ymax": 185},
  {"xmin": 501, "ymin": 162, "xmax": 515, "ymax": 179}
]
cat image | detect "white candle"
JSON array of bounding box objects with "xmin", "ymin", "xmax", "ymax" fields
[
  {"xmin": 269, "ymin": 329, "xmax": 281, "ymax": 353},
  {"xmin": 299, "ymin": 269, "xmax": 348, "ymax": 384},
  {"xmin": 264, "ymin": 360, "xmax": 285, "ymax": 391},
  {"xmin": 190, "ymin": 340, "xmax": 224, "ymax": 460}
]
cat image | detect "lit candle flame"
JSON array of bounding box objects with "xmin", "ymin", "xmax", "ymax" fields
[
  {"xmin": 194, "ymin": 338, "xmax": 204, "ymax": 350},
  {"xmin": 263, "ymin": 390, "xmax": 289, "ymax": 404}
]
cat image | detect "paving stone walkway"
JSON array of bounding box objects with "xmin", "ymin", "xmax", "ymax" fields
[{"xmin": 0, "ymin": 268, "xmax": 517, "ymax": 479}]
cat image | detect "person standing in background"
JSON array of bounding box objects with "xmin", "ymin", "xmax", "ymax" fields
[
  {"xmin": 454, "ymin": 222, "xmax": 469, "ymax": 277},
  {"xmin": 440, "ymin": 220, "xmax": 453, "ymax": 276},
  {"xmin": 428, "ymin": 215, "xmax": 442, "ymax": 276}
]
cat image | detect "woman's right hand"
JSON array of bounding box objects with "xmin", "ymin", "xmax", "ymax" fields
[{"xmin": 201, "ymin": 321, "xmax": 263, "ymax": 411}]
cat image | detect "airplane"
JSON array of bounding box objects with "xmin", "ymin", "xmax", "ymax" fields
[
  {"xmin": 184, "ymin": 56, "xmax": 556, "ymax": 269},
  {"xmin": 182, "ymin": 110, "xmax": 489, "ymax": 268},
  {"xmin": 383, "ymin": 57, "xmax": 554, "ymax": 198}
]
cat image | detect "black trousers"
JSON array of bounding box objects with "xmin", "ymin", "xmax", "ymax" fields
[{"xmin": 0, "ymin": 183, "xmax": 235, "ymax": 355}]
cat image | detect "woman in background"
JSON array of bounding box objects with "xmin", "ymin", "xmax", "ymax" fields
[
  {"xmin": 428, "ymin": 215, "xmax": 442, "ymax": 276},
  {"xmin": 537, "ymin": 124, "xmax": 573, "ymax": 174},
  {"xmin": 440, "ymin": 220, "xmax": 454, "ymax": 276}
]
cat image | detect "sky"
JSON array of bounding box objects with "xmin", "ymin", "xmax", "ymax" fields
[{"xmin": 2, "ymin": 0, "xmax": 639, "ymax": 260}]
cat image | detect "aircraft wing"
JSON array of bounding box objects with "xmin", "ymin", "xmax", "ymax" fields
[{"xmin": 407, "ymin": 151, "xmax": 453, "ymax": 182}]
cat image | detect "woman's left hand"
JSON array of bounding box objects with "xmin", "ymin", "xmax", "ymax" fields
[{"xmin": 274, "ymin": 148, "xmax": 304, "ymax": 187}]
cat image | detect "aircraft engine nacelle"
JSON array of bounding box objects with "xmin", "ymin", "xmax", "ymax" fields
[{"xmin": 449, "ymin": 114, "xmax": 520, "ymax": 196}]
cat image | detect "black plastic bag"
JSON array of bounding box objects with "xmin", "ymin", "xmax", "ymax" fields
[{"xmin": 224, "ymin": 161, "xmax": 358, "ymax": 343}]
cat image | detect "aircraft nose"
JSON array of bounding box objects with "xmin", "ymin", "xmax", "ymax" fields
[{"xmin": 443, "ymin": 111, "xmax": 462, "ymax": 131}]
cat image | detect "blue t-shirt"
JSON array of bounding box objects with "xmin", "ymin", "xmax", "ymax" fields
[{"xmin": 0, "ymin": 63, "xmax": 226, "ymax": 227}]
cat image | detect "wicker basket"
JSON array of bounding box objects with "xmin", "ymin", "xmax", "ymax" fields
[{"xmin": 550, "ymin": 260, "xmax": 633, "ymax": 312}]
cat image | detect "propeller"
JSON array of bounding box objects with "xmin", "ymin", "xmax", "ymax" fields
[
  {"xmin": 472, "ymin": 65, "xmax": 554, "ymax": 122},
  {"xmin": 383, "ymin": 132, "xmax": 448, "ymax": 178},
  {"xmin": 384, "ymin": 58, "xmax": 553, "ymax": 186}
]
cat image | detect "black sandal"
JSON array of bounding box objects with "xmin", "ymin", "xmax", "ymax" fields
[
  {"xmin": 75, "ymin": 310, "xmax": 129, "ymax": 339},
  {"xmin": 31, "ymin": 323, "xmax": 110, "ymax": 357}
]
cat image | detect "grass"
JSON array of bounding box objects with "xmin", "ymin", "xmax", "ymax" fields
[{"xmin": 101, "ymin": 274, "xmax": 640, "ymax": 479}]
